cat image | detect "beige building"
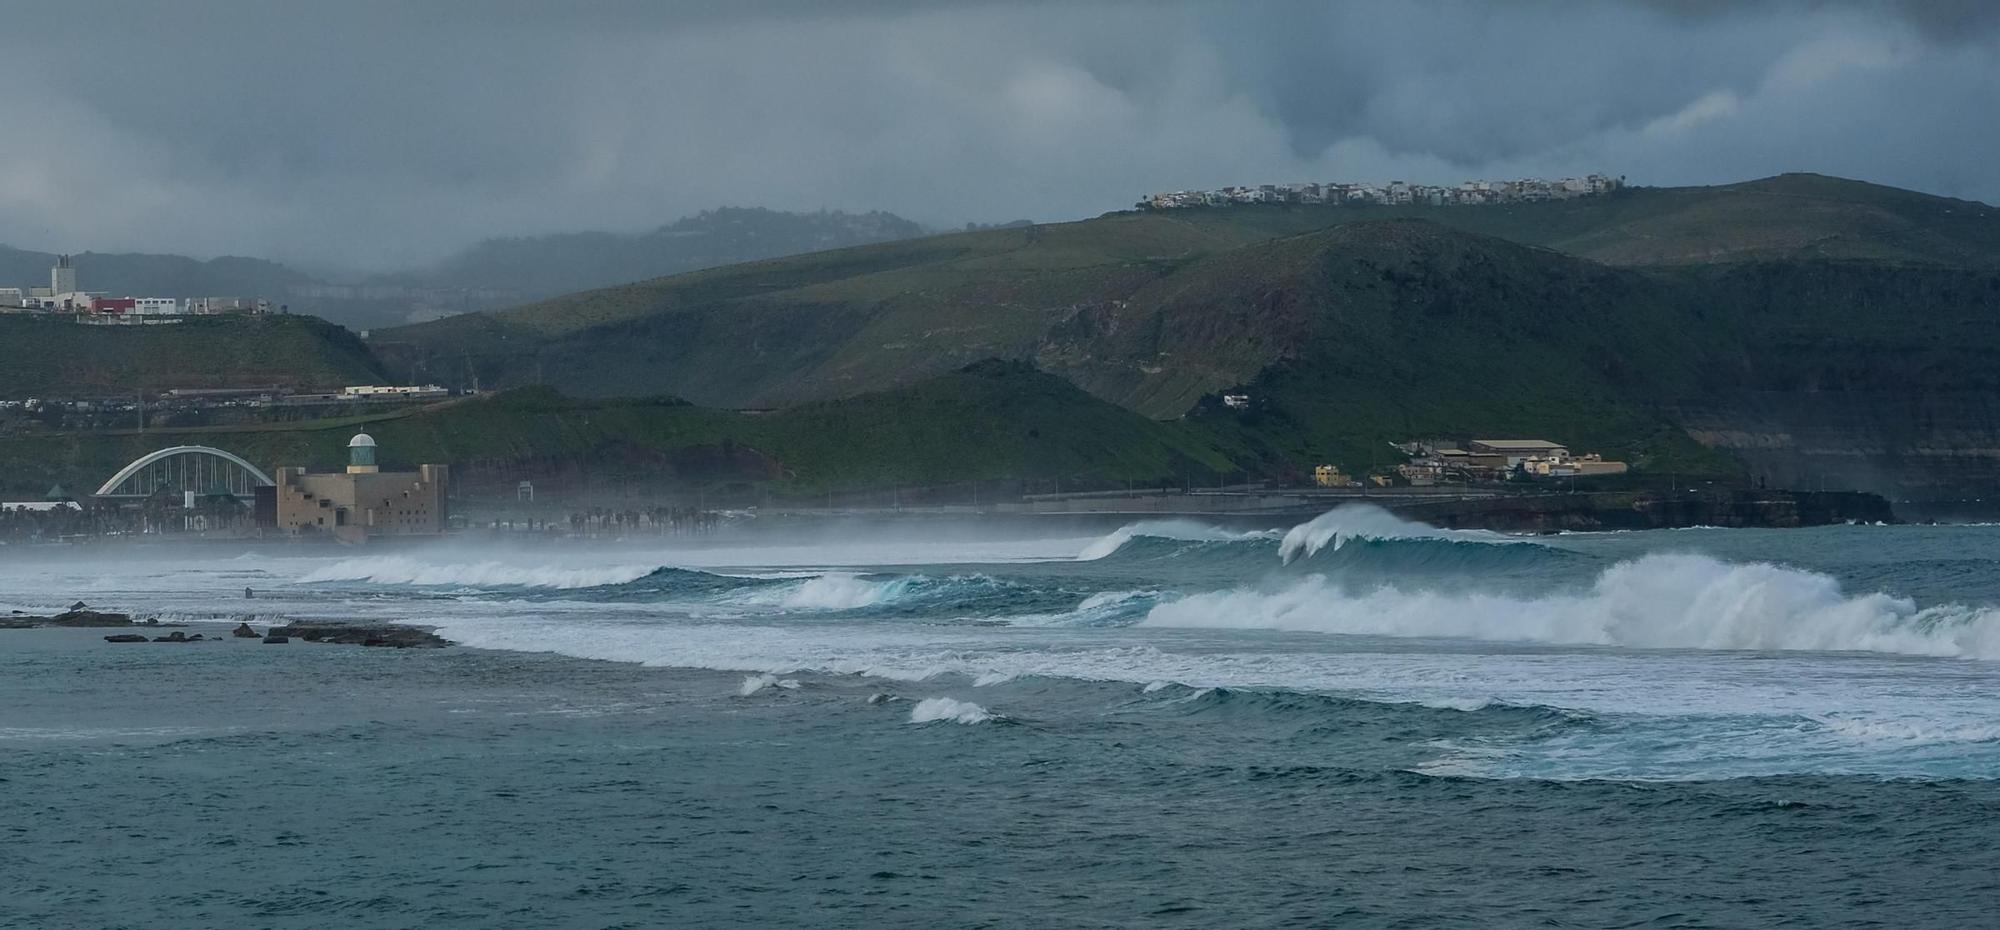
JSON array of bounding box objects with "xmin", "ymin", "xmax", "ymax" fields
[
  {"xmin": 1468, "ymin": 439, "xmax": 1570, "ymax": 468},
  {"xmin": 273, "ymin": 433, "xmax": 448, "ymax": 543}
]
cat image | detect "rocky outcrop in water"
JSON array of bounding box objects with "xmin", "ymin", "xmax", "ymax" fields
[
  {"xmin": 232, "ymin": 623, "xmax": 262, "ymax": 639},
  {"xmin": 2, "ymin": 608, "xmax": 143, "ymax": 629},
  {"xmin": 267, "ymin": 623, "xmax": 449, "ymax": 648}
]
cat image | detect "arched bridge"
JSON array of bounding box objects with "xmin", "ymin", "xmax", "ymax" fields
[{"xmin": 95, "ymin": 446, "xmax": 276, "ymax": 501}]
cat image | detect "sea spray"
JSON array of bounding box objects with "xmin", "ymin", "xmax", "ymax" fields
[
  {"xmin": 908, "ymin": 697, "xmax": 994, "ymax": 724},
  {"xmin": 739, "ymin": 673, "xmax": 801, "ymax": 696},
  {"xmin": 1144, "ymin": 552, "xmax": 2000, "ymax": 658},
  {"xmin": 299, "ymin": 556, "xmax": 659, "ymax": 590}
]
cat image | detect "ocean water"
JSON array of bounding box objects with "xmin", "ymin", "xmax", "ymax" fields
[{"xmin": 4, "ymin": 506, "xmax": 2000, "ymax": 928}]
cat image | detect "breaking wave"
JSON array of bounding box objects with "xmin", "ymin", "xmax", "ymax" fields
[
  {"xmin": 727, "ymin": 573, "xmax": 913, "ymax": 610},
  {"xmin": 908, "ymin": 697, "xmax": 994, "ymax": 725},
  {"xmin": 1070, "ymin": 508, "xmax": 1569, "ymax": 581},
  {"xmin": 1144, "ymin": 552, "xmax": 2000, "ymax": 659},
  {"xmin": 1076, "ymin": 520, "xmax": 1280, "ymax": 561},
  {"xmin": 1278, "ymin": 505, "xmax": 1516, "ymax": 564}
]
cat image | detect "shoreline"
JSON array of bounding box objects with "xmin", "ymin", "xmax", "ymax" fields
[{"xmin": 0, "ymin": 487, "xmax": 1904, "ymax": 552}]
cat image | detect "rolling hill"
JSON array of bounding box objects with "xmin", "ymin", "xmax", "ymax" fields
[
  {"xmin": 376, "ymin": 173, "xmax": 2000, "ymax": 402},
  {"xmin": 364, "ymin": 173, "xmax": 2000, "ymax": 500}
]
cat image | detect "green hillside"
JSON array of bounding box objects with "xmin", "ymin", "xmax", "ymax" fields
[
  {"xmin": 0, "ymin": 362, "xmax": 1240, "ymax": 499},
  {"xmin": 12, "ymin": 172, "xmax": 1997, "ymax": 501},
  {"xmin": 0, "ymin": 315, "xmax": 382, "ymax": 397},
  {"xmin": 374, "ymin": 173, "xmax": 2000, "ymax": 406}
]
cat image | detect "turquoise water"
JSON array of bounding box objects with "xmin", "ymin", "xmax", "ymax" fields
[{"xmin": 5, "ymin": 508, "xmax": 2000, "ymax": 927}]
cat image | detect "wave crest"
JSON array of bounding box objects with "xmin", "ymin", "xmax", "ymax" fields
[
  {"xmin": 1076, "ymin": 519, "xmax": 1279, "ymax": 561},
  {"xmin": 1278, "ymin": 504, "xmax": 1515, "ymax": 564},
  {"xmin": 1144, "ymin": 552, "xmax": 2000, "ymax": 659}
]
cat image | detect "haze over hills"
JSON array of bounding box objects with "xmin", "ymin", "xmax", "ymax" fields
[
  {"xmin": 0, "ymin": 246, "xmax": 313, "ymax": 305},
  {"xmin": 398, "ymin": 208, "xmax": 929, "ymax": 302},
  {"xmin": 1, "ymin": 207, "xmax": 936, "ymax": 330}
]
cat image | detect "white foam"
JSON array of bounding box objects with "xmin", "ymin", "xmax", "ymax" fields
[
  {"xmin": 1144, "ymin": 552, "xmax": 2000, "ymax": 658},
  {"xmin": 730, "ymin": 573, "xmax": 910, "ymax": 610},
  {"xmin": 908, "ymin": 697, "xmax": 993, "ymax": 724},
  {"xmin": 1816, "ymin": 715, "xmax": 2000, "ymax": 745},
  {"xmin": 972, "ymin": 671, "xmax": 1016, "ymax": 687},
  {"xmin": 298, "ymin": 556, "xmax": 656, "ymax": 589},
  {"xmin": 1276, "ymin": 504, "xmax": 1515, "ymax": 563}
]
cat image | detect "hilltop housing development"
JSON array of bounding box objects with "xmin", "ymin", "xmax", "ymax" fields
[{"xmin": 1140, "ymin": 174, "xmax": 1623, "ymax": 211}]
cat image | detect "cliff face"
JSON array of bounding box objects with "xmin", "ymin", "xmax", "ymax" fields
[
  {"xmin": 1663, "ymin": 261, "xmax": 2000, "ymax": 506},
  {"xmin": 1672, "ymin": 392, "xmax": 2000, "ymax": 505}
]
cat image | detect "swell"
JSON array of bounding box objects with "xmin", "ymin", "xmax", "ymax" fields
[{"xmin": 1157, "ymin": 684, "xmax": 1594, "ymax": 732}]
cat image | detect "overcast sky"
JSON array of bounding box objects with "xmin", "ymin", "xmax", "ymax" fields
[{"xmin": 0, "ymin": 0, "xmax": 1994, "ymax": 270}]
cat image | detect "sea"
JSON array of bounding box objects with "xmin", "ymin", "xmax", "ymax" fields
[{"xmin": 4, "ymin": 505, "xmax": 1999, "ymax": 928}]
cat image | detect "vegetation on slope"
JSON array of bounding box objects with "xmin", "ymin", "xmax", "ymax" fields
[
  {"xmin": 0, "ymin": 315, "xmax": 382, "ymax": 397},
  {"xmin": 374, "ymin": 173, "xmax": 2000, "ymax": 405},
  {"xmin": 0, "ymin": 362, "xmax": 1241, "ymax": 499}
]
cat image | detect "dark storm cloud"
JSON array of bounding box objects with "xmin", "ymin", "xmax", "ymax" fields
[
  {"xmin": 1632, "ymin": 0, "xmax": 2000, "ymax": 39},
  {"xmin": 0, "ymin": 0, "xmax": 1991, "ymax": 269}
]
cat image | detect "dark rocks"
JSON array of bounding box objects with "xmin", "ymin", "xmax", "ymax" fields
[
  {"xmin": 263, "ymin": 634, "xmax": 290, "ymax": 644},
  {"xmin": 69, "ymin": 600, "xmax": 88, "ymax": 611},
  {"xmin": 152, "ymin": 631, "xmax": 195, "ymax": 643},
  {"xmin": 49, "ymin": 609, "xmax": 136, "ymax": 627},
  {"xmin": 104, "ymin": 634, "xmax": 150, "ymax": 643},
  {"xmin": 268, "ymin": 623, "xmax": 449, "ymax": 649},
  {"xmin": 232, "ymin": 622, "xmax": 262, "ymax": 639},
  {"xmin": 2, "ymin": 608, "xmax": 140, "ymax": 630}
]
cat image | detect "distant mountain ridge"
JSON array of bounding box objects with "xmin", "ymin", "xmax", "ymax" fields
[
  {"xmin": 1, "ymin": 206, "xmax": 934, "ymax": 329},
  {"xmin": 402, "ymin": 207, "xmax": 929, "ymax": 301},
  {"xmin": 0, "ymin": 246, "xmax": 312, "ymax": 302}
]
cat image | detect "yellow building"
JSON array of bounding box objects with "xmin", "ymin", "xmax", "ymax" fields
[
  {"xmin": 273, "ymin": 433, "xmax": 448, "ymax": 543},
  {"xmin": 1313, "ymin": 464, "xmax": 1355, "ymax": 488}
]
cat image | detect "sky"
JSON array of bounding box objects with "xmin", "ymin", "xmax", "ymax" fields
[{"xmin": 0, "ymin": 0, "xmax": 1994, "ymax": 271}]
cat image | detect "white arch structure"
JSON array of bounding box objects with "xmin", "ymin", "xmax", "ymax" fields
[{"xmin": 94, "ymin": 445, "xmax": 276, "ymax": 500}]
